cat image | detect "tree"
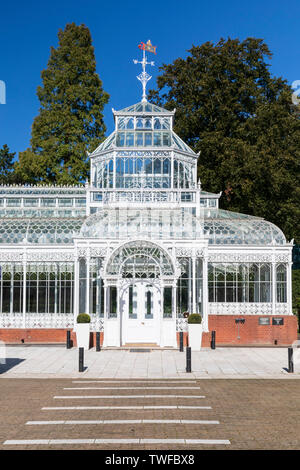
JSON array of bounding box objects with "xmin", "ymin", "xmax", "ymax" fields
[
  {"xmin": 0, "ymin": 144, "xmax": 15, "ymax": 184},
  {"xmin": 148, "ymin": 38, "xmax": 300, "ymax": 243},
  {"xmin": 15, "ymin": 23, "xmax": 109, "ymax": 185}
]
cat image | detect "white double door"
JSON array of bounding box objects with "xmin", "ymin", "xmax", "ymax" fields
[{"xmin": 121, "ymin": 280, "xmax": 160, "ymax": 345}]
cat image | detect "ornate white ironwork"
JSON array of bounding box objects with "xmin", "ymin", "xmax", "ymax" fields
[
  {"xmin": 208, "ymin": 303, "xmax": 273, "ymax": 315},
  {"xmin": 133, "ymin": 45, "xmax": 155, "ymax": 102},
  {"xmin": 275, "ymin": 303, "xmax": 289, "ymax": 315},
  {"xmin": 176, "ymin": 318, "xmax": 188, "ymax": 332},
  {"xmin": 0, "ymin": 313, "xmax": 23, "ymax": 328},
  {"xmin": 90, "ymin": 315, "xmax": 104, "ymax": 332}
]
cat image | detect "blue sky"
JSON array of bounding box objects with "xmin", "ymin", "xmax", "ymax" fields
[{"xmin": 0, "ymin": 0, "xmax": 299, "ymax": 157}]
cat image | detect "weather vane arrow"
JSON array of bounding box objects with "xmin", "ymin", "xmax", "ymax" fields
[{"xmin": 133, "ymin": 40, "xmax": 156, "ymax": 102}]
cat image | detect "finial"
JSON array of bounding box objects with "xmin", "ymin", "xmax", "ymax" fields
[{"xmin": 133, "ymin": 40, "xmax": 157, "ymax": 102}]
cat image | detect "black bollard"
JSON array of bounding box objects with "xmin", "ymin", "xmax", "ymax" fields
[
  {"xmin": 288, "ymin": 347, "xmax": 294, "ymax": 373},
  {"xmin": 179, "ymin": 331, "xmax": 184, "ymax": 352},
  {"xmin": 66, "ymin": 330, "xmax": 71, "ymax": 349},
  {"xmin": 96, "ymin": 332, "xmax": 101, "ymax": 352},
  {"xmin": 186, "ymin": 346, "xmax": 191, "ymax": 373},
  {"xmin": 211, "ymin": 330, "xmax": 216, "ymax": 349},
  {"xmin": 79, "ymin": 347, "xmax": 84, "ymax": 372}
]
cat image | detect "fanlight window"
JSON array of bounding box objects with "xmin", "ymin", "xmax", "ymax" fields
[{"xmin": 106, "ymin": 241, "xmax": 174, "ymax": 278}]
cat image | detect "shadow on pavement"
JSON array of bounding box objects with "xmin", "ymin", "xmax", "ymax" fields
[{"xmin": 0, "ymin": 358, "xmax": 25, "ymax": 374}]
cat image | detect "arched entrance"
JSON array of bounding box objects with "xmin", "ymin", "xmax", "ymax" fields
[
  {"xmin": 103, "ymin": 240, "xmax": 176, "ymax": 346},
  {"xmin": 120, "ymin": 279, "xmax": 161, "ymax": 344}
]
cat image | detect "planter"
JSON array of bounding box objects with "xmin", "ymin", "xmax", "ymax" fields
[
  {"xmin": 188, "ymin": 323, "xmax": 202, "ymax": 351},
  {"xmin": 75, "ymin": 323, "xmax": 90, "ymax": 350}
]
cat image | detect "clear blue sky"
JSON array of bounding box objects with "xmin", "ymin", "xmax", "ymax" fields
[{"xmin": 0, "ymin": 0, "xmax": 299, "ymax": 157}]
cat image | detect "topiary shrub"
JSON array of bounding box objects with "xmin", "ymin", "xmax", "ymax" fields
[
  {"xmin": 76, "ymin": 313, "xmax": 91, "ymax": 324},
  {"xmin": 187, "ymin": 313, "xmax": 202, "ymax": 324}
]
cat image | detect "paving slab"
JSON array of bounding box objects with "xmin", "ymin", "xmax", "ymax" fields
[{"xmin": 0, "ymin": 346, "xmax": 299, "ymax": 379}]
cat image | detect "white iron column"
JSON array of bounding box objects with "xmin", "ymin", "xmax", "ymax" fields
[
  {"xmin": 202, "ymin": 254, "xmax": 209, "ymax": 332},
  {"xmin": 73, "ymin": 255, "xmax": 79, "ymax": 325},
  {"xmin": 192, "ymin": 256, "xmax": 196, "ymax": 313},
  {"xmin": 287, "ymin": 261, "xmax": 292, "ymax": 314},
  {"xmin": 86, "ymin": 249, "xmax": 90, "ymax": 316},
  {"xmin": 272, "ymin": 258, "xmax": 276, "ymax": 315},
  {"xmin": 22, "ymin": 250, "xmax": 27, "ymax": 328}
]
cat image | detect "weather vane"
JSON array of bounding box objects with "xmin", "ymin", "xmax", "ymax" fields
[{"xmin": 133, "ymin": 40, "xmax": 156, "ymax": 102}]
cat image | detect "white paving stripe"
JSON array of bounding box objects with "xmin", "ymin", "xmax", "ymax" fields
[
  {"xmin": 26, "ymin": 419, "xmax": 219, "ymax": 425},
  {"xmin": 71, "ymin": 381, "xmax": 197, "ymax": 384},
  {"xmin": 53, "ymin": 395, "xmax": 206, "ymax": 399},
  {"xmin": 4, "ymin": 438, "xmax": 230, "ymax": 446},
  {"xmin": 42, "ymin": 405, "xmax": 212, "ymax": 410},
  {"xmin": 64, "ymin": 387, "xmax": 200, "ymax": 390}
]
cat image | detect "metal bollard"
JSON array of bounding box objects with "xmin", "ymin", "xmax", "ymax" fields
[
  {"xmin": 179, "ymin": 331, "xmax": 184, "ymax": 352},
  {"xmin": 288, "ymin": 347, "xmax": 294, "ymax": 373},
  {"xmin": 186, "ymin": 346, "xmax": 191, "ymax": 373},
  {"xmin": 96, "ymin": 332, "xmax": 101, "ymax": 352},
  {"xmin": 211, "ymin": 330, "xmax": 216, "ymax": 349},
  {"xmin": 79, "ymin": 347, "xmax": 84, "ymax": 372},
  {"xmin": 66, "ymin": 330, "xmax": 71, "ymax": 349}
]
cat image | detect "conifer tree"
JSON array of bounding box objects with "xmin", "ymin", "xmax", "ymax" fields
[
  {"xmin": 0, "ymin": 144, "xmax": 16, "ymax": 184},
  {"xmin": 15, "ymin": 23, "xmax": 109, "ymax": 184}
]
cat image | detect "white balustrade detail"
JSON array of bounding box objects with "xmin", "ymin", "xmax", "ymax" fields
[{"xmin": 208, "ymin": 303, "xmax": 290, "ymax": 315}]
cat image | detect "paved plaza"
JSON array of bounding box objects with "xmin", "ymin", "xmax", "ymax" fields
[
  {"xmin": 0, "ymin": 377, "xmax": 299, "ymax": 450},
  {"xmin": 0, "ymin": 345, "xmax": 299, "ymax": 379}
]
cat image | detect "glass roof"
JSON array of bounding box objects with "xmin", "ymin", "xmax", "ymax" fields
[
  {"xmin": 80, "ymin": 208, "xmax": 201, "ymax": 240},
  {"xmin": 116, "ymin": 101, "xmax": 173, "ymax": 114},
  {"xmin": 93, "ymin": 130, "xmax": 194, "ymax": 154},
  {"xmin": 0, "ymin": 209, "xmax": 285, "ymax": 246},
  {"xmin": 0, "ymin": 218, "xmax": 83, "ymax": 244},
  {"xmin": 203, "ymin": 209, "xmax": 286, "ymax": 245},
  {"xmin": 79, "ymin": 208, "xmax": 286, "ymax": 245}
]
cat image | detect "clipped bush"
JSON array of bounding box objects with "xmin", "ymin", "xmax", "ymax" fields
[
  {"xmin": 76, "ymin": 313, "xmax": 91, "ymax": 324},
  {"xmin": 187, "ymin": 313, "xmax": 202, "ymax": 324}
]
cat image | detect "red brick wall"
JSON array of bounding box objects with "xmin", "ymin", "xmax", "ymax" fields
[
  {"xmin": 177, "ymin": 315, "xmax": 298, "ymax": 347},
  {"xmin": 0, "ymin": 329, "xmax": 104, "ymax": 347},
  {"xmin": 0, "ymin": 315, "xmax": 297, "ymax": 347}
]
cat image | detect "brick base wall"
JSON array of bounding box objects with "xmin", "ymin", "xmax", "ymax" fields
[
  {"xmin": 0, "ymin": 329, "xmax": 104, "ymax": 348},
  {"xmin": 0, "ymin": 315, "xmax": 298, "ymax": 348},
  {"xmin": 176, "ymin": 315, "xmax": 298, "ymax": 347}
]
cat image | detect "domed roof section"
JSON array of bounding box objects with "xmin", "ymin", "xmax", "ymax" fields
[
  {"xmin": 79, "ymin": 208, "xmax": 286, "ymax": 245},
  {"xmin": 91, "ymin": 99, "xmax": 195, "ymax": 156},
  {"xmin": 203, "ymin": 209, "xmax": 286, "ymax": 245},
  {"xmin": 80, "ymin": 208, "xmax": 202, "ymax": 240},
  {"xmin": 114, "ymin": 101, "xmax": 175, "ymax": 115}
]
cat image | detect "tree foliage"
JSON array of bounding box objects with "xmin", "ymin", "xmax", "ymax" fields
[
  {"xmin": 15, "ymin": 23, "xmax": 109, "ymax": 185},
  {"xmin": 148, "ymin": 38, "xmax": 300, "ymax": 243},
  {"xmin": 0, "ymin": 144, "xmax": 16, "ymax": 184}
]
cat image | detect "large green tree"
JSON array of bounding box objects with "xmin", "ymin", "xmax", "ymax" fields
[
  {"xmin": 15, "ymin": 23, "xmax": 109, "ymax": 184},
  {"xmin": 0, "ymin": 144, "xmax": 16, "ymax": 184},
  {"xmin": 148, "ymin": 38, "xmax": 300, "ymax": 242}
]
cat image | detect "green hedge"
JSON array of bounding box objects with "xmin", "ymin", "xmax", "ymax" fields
[
  {"xmin": 76, "ymin": 313, "xmax": 91, "ymax": 324},
  {"xmin": 187, "ymin": 313, "xmax": 202, "ymax": 324}
]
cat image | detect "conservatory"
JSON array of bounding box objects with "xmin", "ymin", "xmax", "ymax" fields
[{"xmin": 0, "ymin": 61, "xmax": 296, "ymax": 346}]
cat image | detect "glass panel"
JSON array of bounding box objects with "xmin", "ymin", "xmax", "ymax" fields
[
  {"xmin": 126, "ymin": 133, "xmax": 134, "ymax": 146},
  {"xmin": 144, "ymin": 133, "xmax": 152, "ymax": 146},
  {"xmin": 145, "ymin": 285, "xmax": 153, "ymax": 319},
  {"xmin": 24, "ymin": 199, "xmax": 38, "ymax": 207},
  {"xmin": 163, "ymin": 286, "xmax": 172, "ymax": 318},
  {"xmin": 109, "ymin": 286, "xmax": 117, "ymax": 317},
  {"xmin": 154, "ymin": 132, "xmax": 162, "ymax": 146},
  {"xmin": 128, "ymin": 284, "xmax": 137, "ymax": 319}
]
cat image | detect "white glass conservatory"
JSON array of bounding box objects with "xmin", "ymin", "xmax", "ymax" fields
[{"xmin": 0, "ymin": 100, "xmax": 294, "ymax": 346}]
